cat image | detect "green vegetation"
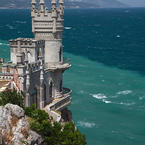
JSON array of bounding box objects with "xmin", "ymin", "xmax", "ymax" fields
[
  {"xmin": 25, "ymin": 105, "xmax": 86, "ymax": 145},
  {"xmin": 0, "ymin": 89, "xmax": 25, "ymax": 108},
  {"xmin": 0, "ymin": 89, "xmax": 86, "ymax": 145},
  {"xmin": 0, "ymin": 64, "xmax": 2, "ymax": 73}
]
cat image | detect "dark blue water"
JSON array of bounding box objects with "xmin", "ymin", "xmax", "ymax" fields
[{"xmin": 0, "ymin": 8, "xmax": 145, "ymax": 145}]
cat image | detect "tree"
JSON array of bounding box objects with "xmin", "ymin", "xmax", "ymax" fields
[
  {"xmin": 25, "ymin": 105, "xmax": 86, "ymax": 145},
  {"xmin": 0, "ymin": 89, "xmax": 25, "ymax": 108}
]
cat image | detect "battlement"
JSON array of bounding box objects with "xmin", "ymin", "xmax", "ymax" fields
[
  {"xmin": 31, "ymin": 0, "xmax": 64, "ymax": 40},
  {"xmin": 9, "ymin": 38, "xmax": 44, "ymax": 48}
]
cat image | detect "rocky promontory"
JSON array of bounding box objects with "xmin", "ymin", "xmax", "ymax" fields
[{"xmin": 0, "ymin": 104, "xmax": 43, "ymax": 145}]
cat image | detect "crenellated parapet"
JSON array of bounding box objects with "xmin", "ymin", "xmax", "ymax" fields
[
  {"xmin": 9, "ymin": 38, "xmax": 44, "ymax": 49},
  {"xmin": 31, "ymin": 0, "xmax": 64, "ymax": 40}
]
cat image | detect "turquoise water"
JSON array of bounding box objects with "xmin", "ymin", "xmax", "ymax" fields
[{"xmin": 0, "ymin": 8, "xmax": 145, "ymax": 145}]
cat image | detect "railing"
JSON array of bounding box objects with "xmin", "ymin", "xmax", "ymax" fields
[
  {"xmin": 63, "ymin": 88, "xmax": 71, "ymax": 97},
  {"xmin": 48, "ymin": 88, "xmax": 72, "ymax": 111},
  {"xmin": 44, "ymin": 58, "xmax": 71, "ymax": 70}
]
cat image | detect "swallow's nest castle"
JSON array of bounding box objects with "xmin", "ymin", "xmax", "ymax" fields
[{"xmin": 0, "ymin": 0, "xmax": 72, "ymax": 122}]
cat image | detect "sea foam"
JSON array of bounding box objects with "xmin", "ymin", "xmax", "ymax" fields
[
  {"xmin": 91, "ymin": 94, "xmax": 111, "ymax": 104},
  {"xmin": 117, "ymin": 90, "xmax": 132, "ymax": 95},
  {"xmin": 0, "ymin": 42, "xmax": 9, "ymax": 46},
  {"xmin": 6, "ymin": 24, "xmax": 15, "ymax": 30},
  {"xmin": 92, "ymin": 93, "xmax": 107, "ymax": 99},
  {"xmin": 118, "ymin": 102, "xmax": 135, "ymax": 106},
  {"xmin": 16, "ymin": 21, "xmax": 26, "ymax": 24},
  {"xmin": 64, "ymin": 27, "xmax": 72, "ymax": 30},
  {"xmin": 77, "ymin": 121, "xmax": 96, "ymax": 128}
]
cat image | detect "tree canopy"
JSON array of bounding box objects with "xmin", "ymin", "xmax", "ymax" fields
[
  {"xmin": 0, "ymin": 89, "xmax": 25, "ymax": 108},
  {"xmin": 25, "ymin": 105, "xmax": 86, "ymax": 145}
]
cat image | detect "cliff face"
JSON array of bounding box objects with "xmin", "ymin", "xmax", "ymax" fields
[{"xmin": 0, "ymin": 104, "xmax": 43, "ymax": 145}]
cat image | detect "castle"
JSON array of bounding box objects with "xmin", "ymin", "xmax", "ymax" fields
[{"xmin": 0, "ymin": 0, "xmax": 72, "ymax": 121}]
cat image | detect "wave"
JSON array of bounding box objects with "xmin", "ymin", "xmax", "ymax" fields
[
  {"xmin": 16, "ymin": 21, "xmax": 27, "ymax": 24},
  {"xmin": 92, "ymin": 93, "xmax": 107, "ymax": 99},
  {"xmin": 117, "ymin": 102, "xmax": 135, "ymax": 106},
  {"xmin": 6, "ymin": 24, "xmax": 15, "ymax": 30},
  {"xmin": 64, "ymin": 27, "xmax": 72, "ymax": 30},
  {"xmin": 102, "ymin": 100, "xmax": 111, "ymax": 104},
  {"xmin": 0, "ymin": 42, "xmax": 9, "ymax": 46},
  {"xmin": 139, "ymin": 96, "xmax": 145, "ymax": 100},
  {"xmin": 91, "ymin": 93, "xmax": 112, "ymax": 104},
  {"xmin": 117, "ymin": 90, "xmax": 132, "ymax": 95},
  {"xmin": 79, "ymin": 90, "xmax": 85, "ymax": 94},
  {"xmin": 77, "ymin": 121, "xmax": 96, "ymax": 128}
]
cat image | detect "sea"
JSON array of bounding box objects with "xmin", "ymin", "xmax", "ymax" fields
[{"xmin": 0, "ymin": 8, "xmax": 145, "ymax": 145}]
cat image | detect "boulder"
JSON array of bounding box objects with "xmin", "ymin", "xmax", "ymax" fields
[{"xmin": 0, "ymin": 104, "xmax": 43, "ymax": 145}]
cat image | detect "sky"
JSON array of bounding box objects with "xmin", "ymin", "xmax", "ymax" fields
[{"xmin": 118, "ymin": 0, "xmax": 145, "ymax": 7}]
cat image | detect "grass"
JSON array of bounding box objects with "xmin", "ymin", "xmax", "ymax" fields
[{"xmin": 0, "ymin": 64, "xmax": 2, "ymax": 73}]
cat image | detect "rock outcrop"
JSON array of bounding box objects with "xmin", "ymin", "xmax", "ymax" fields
[{"xmin": 0, "ymin": 104, "xmax": 43, "ymax": 145}]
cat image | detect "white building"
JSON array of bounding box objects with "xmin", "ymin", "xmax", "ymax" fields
[{"xmin": 0, "ymin": 0, "xmax": 72, "ymax": 121}]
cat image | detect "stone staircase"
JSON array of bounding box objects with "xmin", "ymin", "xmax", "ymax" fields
[{"xmin": 55, "ymin": 90, "xmax": 63, "ymax": 98}]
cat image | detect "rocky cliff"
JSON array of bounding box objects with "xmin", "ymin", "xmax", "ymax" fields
[{"xmin": 0, "ymin": 104, "xmax": 43, "ymax": 145}]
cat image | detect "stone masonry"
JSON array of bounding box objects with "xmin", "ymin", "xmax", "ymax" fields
[{"xmin": 0, "ymin": 0, "xmax": 72, "ymax": 117}]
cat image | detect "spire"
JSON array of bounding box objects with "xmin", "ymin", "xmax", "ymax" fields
[
  {"xmin": 59, "ymin": 0, "xmax": 63, "ymax": 5},
  {"xmin": 51, "ymin": 0, "xmax": 57, "ymax": 18},
  {"xmin": 51, "ymin": 0, "xmax": 56, "ymax": 9},
  {"xmin": 40, "ymin": 0, "xmax": 44, "ymax": 4},
  {"xmin": 32, "ymin": 0, "xmax": 36, "ymax": 9},
  {"xmin": 40, "ymin": 0, "xmax": 45, "ymax": 12},
  {"xmin": 59, "ymin": 0, "xmax": 64, "ymax": 16}
]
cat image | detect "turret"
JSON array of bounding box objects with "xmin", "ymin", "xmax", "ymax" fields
[
  {"xmin": 51, "ymin": 0, "xmax": 56, "ymax": 9},
  {"xmin": 40, "ymin": 0, "xmax": 45, "ymax": 12},
  {"xmin": 16, "ymin": 39, "xmax": 23, "ymax": 65},
  {"xmin": 32, "ymin": 0, "xmax": 36, "ymax": 9},
  {"xmin": 59, "ymin": 0, "xmax": 64, "ymax": 16},
  {"xmin": 51, "ymin": 0, "xmax": 57, "ymax": 34}
]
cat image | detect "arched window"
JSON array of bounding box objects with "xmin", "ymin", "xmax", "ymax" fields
[
  {"xmin": 60, "ymin": 80, "xmax": 62, "ymax": 92},
  {"xmin": 49, "ymin": 82, "xmax": 53, "ymax": 98},
  {"xmin": 28, "ymin": 52, "xmax": 31, "ymax": 63},
  {"xmin": 59, "ymin": 46, "xmax": 62, "ymax": 62},
  {"xmin": 31, "ymin": 88, "xmax": 38, "ymax": 107},
  {"xmin": 44, "ymin": 84, "xmax": 47, "ymax": 106}
]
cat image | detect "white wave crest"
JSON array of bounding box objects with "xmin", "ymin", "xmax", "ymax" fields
[
  {"xmin": 91, "ymin": 94, "xmax": 112, "ymax": 104},
  {"xmin": 139, "ymin": 96, "xmax": 145, "ymax": 100},
  {"xmin": 117, "ymin": 90, "xmax": 132, "ymax": 95},
  {"xmin": 6, "ymin": 24, "xmax": 15, "ymax": 30},
  {"xmin": 16, "ymin": 21, "xmax": 26, "ymax": 24},
  {"xmin": 102, "ymin": 100, "xmax": 111, "ymax": 104},
  {"xmin": 0, "ymin": 42, "xmax": 9, "ymax": 46},
  {"xmin": 118, "ymin": 102, "xmax": 135, "ymax": 106},
  {"xmin": 64, "ymin": 27, "xmax": 72, "ymax": 30},
  {"xmin": 77, "ymin": 121, "xmax": 96, "ymax": 128},
  {"xmin": 92, "ymin": 93, "xmax": 107, "ymax": 99}
]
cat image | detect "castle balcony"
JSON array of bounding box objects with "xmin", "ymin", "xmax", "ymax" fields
[
  {"xmin": 44, "ymin": 58, "xmax": 71, "ymax": 72},
  {"xmin": 47, "ymin": 88, "xmax": 72, "ymax": 112}
]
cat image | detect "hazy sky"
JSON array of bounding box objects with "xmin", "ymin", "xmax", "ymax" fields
[{"xmin": 118, "ymin": 0, "xmax": 145, "ymax": 7}]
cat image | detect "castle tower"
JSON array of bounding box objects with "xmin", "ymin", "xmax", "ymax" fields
[
  {"xmin": 31, "ymin": 0, "xmax": 70, "ymax": 100},
  {"xmin": 31, "ymin": 0, "xmax": 64, "ymax": 64}
]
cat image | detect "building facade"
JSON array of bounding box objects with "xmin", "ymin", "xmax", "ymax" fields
[{"xmin": 0, "ymin": 0, "xmax": 72, "ymax": 118}]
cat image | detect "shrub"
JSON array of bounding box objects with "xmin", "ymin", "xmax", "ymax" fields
[
  {"xmin": 25, "ymin": 105, "xmax": 86, "ymax": 145},
  {"xmin": 0, "ymin": 89, "xmax": 25, "ymax": 108}
]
